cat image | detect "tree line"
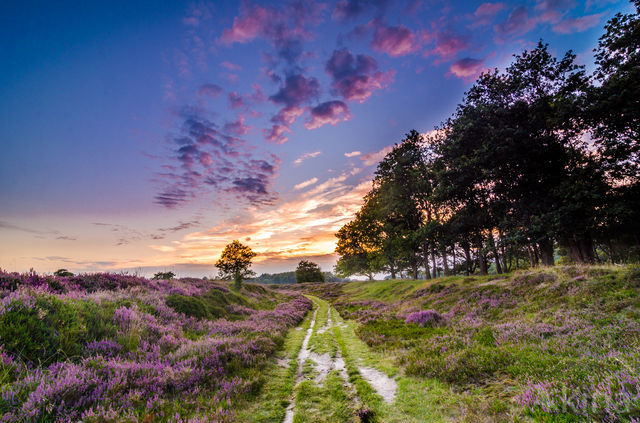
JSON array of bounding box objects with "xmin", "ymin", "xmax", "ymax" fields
[{"xmin": 336, "ymin": 2, "xmax": 640, "ymax": 280}]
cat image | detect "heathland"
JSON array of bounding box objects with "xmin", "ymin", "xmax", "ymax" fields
[{"xmin": 2, "ymin": 265, "xmax": 639, "ymax": 422}]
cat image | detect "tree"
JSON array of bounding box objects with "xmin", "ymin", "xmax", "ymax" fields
[
  {"xmin": 295, "ymin": 260, "xmax": 325, "ymax": 283},
  {"xmin": 53, "ymin": 268, "xmax": 74, "ymax": 277},
  {"xmin": 215, "ymin": 240, "xmax": 257, "ymax": 290},
  {"xmin": 590, "ymin": 0, "xmax": 640, "ymax": 182},
  {"xmin": 152, "ymin": 271, "xmax": 175, "ymax": 280}
]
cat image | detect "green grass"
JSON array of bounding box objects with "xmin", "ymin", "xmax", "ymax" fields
[{"xmin": 237, "ymin": 300, "xmax": 316, "ymax": 422}]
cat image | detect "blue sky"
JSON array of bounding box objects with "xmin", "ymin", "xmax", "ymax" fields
[{"xmin": 0, "ymin": 0, "xmax": 631, "ymax": 276}]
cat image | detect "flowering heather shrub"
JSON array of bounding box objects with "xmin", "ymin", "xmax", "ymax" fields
[
  {"xmin": 326, "ymin": 266, "xmax": 640, "ymax": 421},
  {"xmin": 0, "ymin": 271, "xmax": 312, "ymax": 422},
  {"xmin": 405, "ymin": 310, "xmax": 444, "ymax": 327}
]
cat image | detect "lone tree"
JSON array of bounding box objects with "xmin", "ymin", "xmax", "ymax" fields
[
  {"xmin": 216, "ymin": 240, "xmax": 257, "ymax": 290},
  {"xmin": 152, "ymin": 271, "xmax": 175, "ymax": 280},
  {"xmin": 53, "ymin": 268, "xmax": 74, "ymax": 277},
  {"xmin": 295, "ymin": 260, "xmax": 325, "ymax": 283}
]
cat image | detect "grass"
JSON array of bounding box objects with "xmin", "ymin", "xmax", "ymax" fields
[
  {"xmin": 309, "ymin": 265, "xmax": 640, "ymax": 422},
  {"xmin": 236, "ymin": 299, "xmax": 317, "ymax": 423}
]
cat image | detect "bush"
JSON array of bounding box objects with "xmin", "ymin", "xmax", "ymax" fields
[{"xmin": 405, "ymin": 310, "xmax": 444, "ymax": 327}]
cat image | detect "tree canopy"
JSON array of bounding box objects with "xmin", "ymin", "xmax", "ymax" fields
[
  {"xmin": 215, "ymin": 240, "xmax": 257, "ymax": 290},
  {"xmin": 295, "ymin": 260, "xmax": 325, "ymax": 283},
  {"xmin": 335, "ymin": 8, "xmax": 640, "ymax": 279}
]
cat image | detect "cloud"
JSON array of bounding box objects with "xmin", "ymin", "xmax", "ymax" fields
[
  {"xmin": 154, "ymin": 107, "xmax": 279, "ymax": 208},
  {"xmin": 294, "ymin": 177, "xmax": 319, "ymax": 190},
  {"xmin": 326, "ymin": 48, "xmax": 394, "ymax": 103},
  {"xmin": 535, "ymin": 0, "xmax": 575, "ymax": 24},
  {"xmin": 198, "ymin": 83, "xmax": 223, "ymax": 98},
  {"xmin": 265, "ymin": 74, "xmax": 320, "ymax": 143},
  {"xmin": 56, "ymin": 236, "xmax": 77, "ymax": 241},
  {"xmin": 332, "ymin": 0, "xmax": 391, "ymax": 20},
  {"xmin": 471, "ymin": 2, "xmax": 505, "ymax": 27},
  {"xmin": 269, "ymin": 74, "xmax": 320, "ymax": 107},
  {"xmin": 158, "ymin": 172, "xmax": 374, "ymax": 272},
  {"xmin": 449, "ymin": 58, "xmax": 487, "ymax": 81},
  {"xmin": 494, "ymin": 6, "xmax": 537, "ymax": 36},
  {"xmin": 371, "ymin": 21, "xmax": 420, "ymax": 56},
  {"xmin": 360, "ymin": 145, "xmax": 393, "ymax": 167},
  {"xmin": 553, "ymin": 13, "xmax": 603, "ymax": 34},
  {"xmin": 293, "ymin": 151, "xmax": 322, "ymax": 166},
  {"xmin": 344, "ymin": 151, "xmax": 361, "ymax": 157},
  {"xmin": 429, "ymin": 31, "xmax": 470, "ymax": 58},
  {"xmin": 223, "ymin": 116, "xmax": 250, "ymax": 136},
  {"xmin": 305, "ymin": 101, "xmax": 352, "ymax": 129},
  {"xmin": 221, "ymin": 61, "xmax": 242, "ymax": 71},
  {"xmin": 219, "ymin": 1, "xmax": 325, "ymax": 65}
]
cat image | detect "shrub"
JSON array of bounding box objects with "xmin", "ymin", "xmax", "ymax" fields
[{"xmin": 405, "ymin": 310, "xmax": 444, "ymax": 327}]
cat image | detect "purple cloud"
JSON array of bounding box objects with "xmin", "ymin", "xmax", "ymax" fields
[
  {"xmin": 371, "ymin": 21, "xmax": 419, "ymax": 57},
  {"xmin": 305, "ymin": 101, "xmax": 352, "ymax": 129},
  {"xmin": 495, "ymin": 6, "xmax": 537, "ymax": 36},
  {"xmin": 326, "ymin": 48, "xmax": 394, "ymax": 103},
  {"xmin": 553, "ymin": 13, "xmax": 603, "ymax": 34},
  {"xmin": 332, "ymin": 0, "xmax": 391, "ymax": 20},
  {"xmin": 429, "ymin": 31, "xmax": 470, "ymax": 58},
  {"xmin": 470, "ymin": 2, "xmax": 505, "ymax": 27},
  {"xmin": 448, "ymin": 58, "xmax": 487, "ymax": 81},
  {"xmin": 154, "ymin": 108, "xmax": 278, "ymax": 208},
  {"xmin": 198, "ymin": 83, "xmax": 223, "ymax": 98}
]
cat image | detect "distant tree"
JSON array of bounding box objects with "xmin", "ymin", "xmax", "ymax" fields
[
  {"xmin": 152, "ymin": 271, "xmax": 175, "ymax": 280},
  {"xmin": 216, "ymin": 240, "xmax": 257, "ymax": 290},
  {"xmin": 295, "ymin": 260, "xmax": 325, "ymax": 283},
  {"xmin": 53, "ymin": 268, "xmax": 74, "ymax": 277}
]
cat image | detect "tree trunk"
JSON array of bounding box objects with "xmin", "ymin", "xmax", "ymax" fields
[
  {"xmin": 566, "ymin": 234, "xmax": 595, "ymax": 264},
  {"xmin": 538, "ymin": 238, "xmax": 555, "ymax": 266},
  {"xmin": 488, "ymin": 233, "xmax": 503, "ymax": 274},
  {"xmin": 423, "ymin": 246, "xmax": 431, "ymax": 280},
  {"xmin": 431, "ymin": 249, "xmax": 438, "ymax": 279},
  {"xmin": 476, "ymin": 237, "xmax": 487, "ymax": 275},
  {"xmin": 442, "ymin": 247, "xmax": 450, "ymax": 276},
  {"xmin": 452, "ymin": 246, "xmax": 457, "ymax": 276},
  {"xmin": 463, "ymin": 242, "xmax": 472, "ymax": 276},
  {"xmin": 411, "ymin": 253, "xmax": 418, "ymax": 280}
]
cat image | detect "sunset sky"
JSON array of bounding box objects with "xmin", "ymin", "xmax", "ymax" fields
[{"xmin": 0, "ymin": 0, "xmax": 632, "ymax": 276}]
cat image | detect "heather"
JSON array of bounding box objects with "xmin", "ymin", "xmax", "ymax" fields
[
  {"xmin": 0, "ymin": 271, "xmax": 311, "ymax": 422},
  {"xmin": 310, "ymin": 266, "xmax": 640, "ymax": 422}
]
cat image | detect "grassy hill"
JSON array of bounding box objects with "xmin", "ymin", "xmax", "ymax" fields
[
  {"xmin": 293, "ymin": 265, "xmax": 640, "ymax": 422},
  {"xmin": 0, "ymin": 272, "xmax": 310, "ymax": 422}
]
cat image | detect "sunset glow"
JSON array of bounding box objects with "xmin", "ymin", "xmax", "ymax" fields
[{"xmin": 1, "ymin": 0, "xmax": 631, "ymax": 276}]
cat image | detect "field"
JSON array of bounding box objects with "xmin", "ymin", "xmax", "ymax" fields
[{"xmin": 1, "ymin": 265, "xmax": 640, "ymax": 422}]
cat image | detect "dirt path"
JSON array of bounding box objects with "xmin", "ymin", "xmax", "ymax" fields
[{"xmin": 284, "ymin": 296, "xmax": 398, "ymax": 422}]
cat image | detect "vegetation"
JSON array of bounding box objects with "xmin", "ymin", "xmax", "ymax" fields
[
  {"xmin": 253, "ymin": 271, "xmax": 345, "ymax": 284},
  {"xmin": 302, "ymin": 265, "xmax": 640, "ymax": 421},
  {"xmin": 216, "ymin": 240, "xmax": 257, "ymax": 290},
  {"xmin": 295, "ymin": 260, "xmax": 326, "ymax": 283},
  {"xmin": 53, "ymin": 268, "xmax": 74, "ymax": 277},
  {"xmin": 336, "ymin": 3, "xmax": 640, "ymax": 280},
  {"xmin": 152, "ymin": 271, "xmax": 175, "ymax": 280},
  {"xmin": 0, "ymin": 270, "xmax": 310, "ymax": 422}
]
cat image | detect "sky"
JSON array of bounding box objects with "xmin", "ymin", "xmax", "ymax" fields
[{"xmin": 0, "ymin": 0, "xmax": 632, "ymax": 277}]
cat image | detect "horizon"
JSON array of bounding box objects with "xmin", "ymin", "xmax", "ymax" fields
[{"xmin": 1, "ymin": 0, "xmax": 632, "ymax": 277}]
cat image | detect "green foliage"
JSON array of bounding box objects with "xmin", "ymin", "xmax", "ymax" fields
[
  {"xmin": 152, "ymin": 271, "xmax": 175, "ymax": 280},
  {"xmin": 53, "ymin": 268, "xmax": 74, "ymax": 277},
  {"xmin": 216, "ymin": 240, "xmax": 257, "ymax": 290},
  {"xmin": 0, "ymin": 296, "xmax": 115, "ymax": 364},
  {"xmin": 295, "ymin": 260, "xmax": 325, "ymax": 283},
  {"xmin": 165, "ymin": 288, "xmax": 250, "ymax": 320}
]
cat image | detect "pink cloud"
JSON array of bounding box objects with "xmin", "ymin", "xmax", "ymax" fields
[
  {"xmin": 360, "ymin": 145, "xmax": 393, "ymax": 167},
  {"xmin": 371, "ymin": 21, "xmax": 420, "ymax": 57},
  {"xmin": 198, "ymin": 83, "xmax": 223, "ymax": 98},
  {"xmin": 470, "ymin": 2, "xmax": 505, "ymax": 27},
  {"xmin": 264, "ymin": 106, "xmax": 306, "ymax": 144},
  {"xmin": 428, "ymin": 32, "xmax": 470, "ymax": 58},
  {"xmin": 305, "ymin": 101, "xmax": 352, "ymax": 129},
  {"xmin": 223, "ymin": 116, "xmax": 250, "ymax": 136},
  {"xmin": 494, "ymin": 6, "xmax": 538, "ymax": 36},
  {"xmin": 221, "ymin": 61, "xmax": 242, "ymax": 71},
  {"xmin": 553, "ymin": 13, "xmax": 603, "ymax": 34},
  {"xmin": 326, "ymin": 48, "xmax": 394, "ymax": 103},
  {"xmin": 448, "ymin": 58, "xmax": 487, "ymax": 81}
]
